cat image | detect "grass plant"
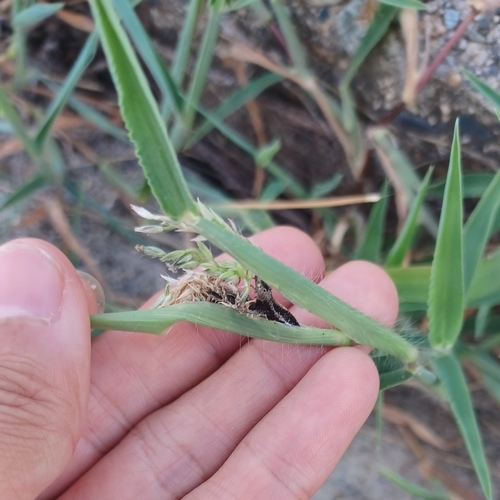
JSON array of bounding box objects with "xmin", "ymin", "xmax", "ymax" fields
[{"xmin": 2, "ymin": 1, "xmax": 500, "ymax": 499}]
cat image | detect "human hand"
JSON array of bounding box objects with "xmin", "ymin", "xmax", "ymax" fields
[{"xmin": 0, "ymin": 227, "xmax": 398, "ymax": 499}]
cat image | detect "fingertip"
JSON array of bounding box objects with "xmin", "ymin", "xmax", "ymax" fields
[
  {"xmin": 251, "ymin": 226, "xmax": 325, "ymax": 283},
  {"xmin": 327, "ymin": 347, "xmax": 380, "ymax": 406},
  {"xmin": 325, "ymin": 260, "xmax": 399, "ymax": 328},
  {"xmin": 1, "ymin": 238, "xmax": 100, "ymax": 315}
]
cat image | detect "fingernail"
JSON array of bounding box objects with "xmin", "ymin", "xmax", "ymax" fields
[
  {"xmin": 0, "ymin": 242, "xmax": 64, "ymax": 322},
  {"xmin": 77, "ymin": 271, "xmax": 105, "ymax": 313}
]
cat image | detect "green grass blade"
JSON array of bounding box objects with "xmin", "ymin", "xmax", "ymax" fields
[
  {"xmin": 194, "ymin": 105, "xmax": 307, "ymax": 198},
  {"xmin": 380, "ymin": 468, "xmax": 449, "ymax": 500},
  {"xmin": 386, "ymin": 167, "xmax": 433, "ymax": 267},
  {"xmin": 463, "ymin": 69, "xmax": 500, "ymax": 113},
  {"xmin": 372, "ymin": 353, "xmax": 414, "ymax": 390},
  {"xmin": 193, "ymin": 217, "xmax": 417, "ymax": 362},
  {"xmin": 338, "ymin": 85, "xmax": 366, "ymax": 177},
  {"xmin": 472, "ymin": 351, "xmax": 500, "ymax": 404},
  {"xmin": 428, "ymin": 121, "xmax": 464, "ymax": 350},
  {"xmin": 474, "ymin": 304, "xmax": 491, "ymax": 340},
  {"xmin": 428, "ymin": 173, "xmax": 494, "ymax": 199},
  {"xmin": 378, "ymin": 0, "xmax": 427, "ymax": 9},
  {"xmin": 171, "ymin": 4, "xmax": 222, "ymax": 147},
  {"xmin": 480, "ymin": 332, "xmax": 500, "ymax": 350},
  {"xmin": 186, "ymin": 72, "xmax": 283, "ymax": 148},
  {"xmin": 357, "ymin": 182, "xmax": 389, "ymax": 263},
  {"xmin": 35, "ymin": 32, "xmax": 99, "ymax": 149},
  {"xmin": 98, "ymin": 162, "xmax": 141, "ymax": 200},
  {"xmin": 388, "ymin": 249, "xmax": 500, "ymax": 310},
  {"xmin": 171, "ymin": 0, "xmax": 203, "ymax": 86},
  {"xmin": 112, "ymin": 0, "xmax": 182, "ymax": 115},
  {"xmin": 0, "ymin": 174, "xmax": 46, "ymax": 212},
  {"xmin": 225, "ymin": 0, "xmax": 260, "ymax": 11},
  {"xmin": 254, "ymin": 138, "xmax": 281, "ymax": 167},
  {"xmin": 387, "ymin": 266, "xmax": 430, "ymax": 309},
  {"xmin": 463, "ymin": 170, "xmax": 500, "ymax": 296},
  {"xmin": 0, "ymin": 84, "xmax": 39, "ymax": 160},
  {"xmin": 89, "ymin": 0, "xmax": 197, "ymax": 218},
  {"xmin": 371, "ymin": 128, "xmax": 438, "ymax": 237},
  {"xmin": 12, "ymin": 1, "xmax": 35, "ymax": 17},
  {"xmin": 270, "ymin": 0, "xmax": 308, "ymax": 71},
  {"xmin": 341, "ymin": 4, "xmax": 398, "ymax": 87},
  {"xmin": 12, "ymin": 2, "xmax": 63, "ymax": 29},
  {"xmin": 309, "ymin": 173, "xmax": 343, "ymax": 199},
  {"xmin": 67, "ymin": 95, "xmax": 129, "ymax": 142},
  {"xmin": 65, "ymin": 181, "xmax": 146, "ymax": 244},
  {"xmin": 432, "ymin": 353, "xmax": 492, "ymax": 500},
  {"xmin": 481, "ymin": 371, "xmax": 500, "ymax": 404},
  {"xmin": 43, "ymin": 136, "xmax": 66, "ymax": 181},
  {"xmin": 379, "ymin": 366, "xmax": 413, "ymax": 390},
  {"xmin": 471, "ymin": 350, "xmax": 500, "ymax": 383},
  {"xmin": 90, "ymin": 302, "xmax": 352, "ymax": 345}
]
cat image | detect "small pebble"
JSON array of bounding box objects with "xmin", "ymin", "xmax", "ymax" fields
[
  {"xmin": 318, "ymin": 7, "xmax": 329, "ymax": 22},
  {"xmin": 444, "ymin": 9, "xmax": 460, "ymax": 30},
  {"xmin": 448, "ymin": 72, "xmax": 462, "ymax": 87}
]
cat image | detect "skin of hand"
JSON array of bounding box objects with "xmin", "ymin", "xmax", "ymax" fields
[{"xmin": 0, "ymin": 227, "xmax": 398, "ymax": 500}]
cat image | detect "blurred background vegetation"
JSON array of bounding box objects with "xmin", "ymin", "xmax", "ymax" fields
[{"xmin": 1, "ymin": 0, "xmax": 500, "ymax": 498}]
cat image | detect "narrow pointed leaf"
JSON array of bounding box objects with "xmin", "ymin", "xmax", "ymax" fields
[
  {"xmin": 171, "ymin": 0, "xmax": 203, "ymax": 86},
  {"xmin": 378, "ymin": 0, "xmax": 427, "ymax": 9},
  {"xmin": 474, "ymin": 304, "xmax": 491, "ymax": 339},
  {"xmin": 171, "ymin": 4, "xmax": 222, "ymax": 146},
  {"xmin": 309, "ymin": 173, "xmax": 343, "ymax": 199},
  {"xmin": 13, "ymin": 2, "xmax": 63, "ymax": 30},
  {"xmin": 64, "ymin": 181, "xmax": 146, "ymax": 244},
  {"xmin": 193, "ymin": 105, "xmax": 307, "ymax": 198},
  {"xmin": 428, "ymin": 173, "xmax": 494, "ymax": 199},
  {"xmin": 481, "ymin": 371, "xmax": 500, "ymax": 404},
  {"xmin": 386, "ymin": 167, "xmax": 433, "ymax": 267},
  {"xmin": 193, "ymin": 217, "xmax": 418, "ymax": 362},
  {"xmin": 380, "ymin": 468, "xmax": 449, "ymax": 500},
  {"xmin": 357, "ymin": 182, "xmax": 389, "ymax": 263},
  {"xmin": 89, "ymin": 0, "xmax": 197, "ymax": 218},
  {"xmin": 90, "ymin": 302, "xmax": 352, "ymax": 345},
  {"xmin": 432, "ymin": 353, "xmax": 492, "ymax": 500},
  {"xmin": 112, "ymin": 0, "xmax": 182, "ymax": 114},
  {"xmin": 270, "ymin": 0, "xmax": 308, "ymax": 71},
  {"xmin": 0, "ymin": 174, "xmax": 46, "ymax": 212},
  {"xmin": 463, "ymin": 69, "xmax": 500, "ymax": 113},
  {"xmin": 388, "ymin": 249, "xmax": 500, "ymax": 310},
  {"xmin": 35, "ymin": 32, "xmax": 99, "ymax": 149},
  {"xmin": 0, "ymin": 85, "xmax": 39, "ymax": 160},
  {"xmin": 387, "ymin": 265, "xmax": 430, "ymax": 309},
  {"xmin": 469, "ymin": 249, "xmax": 500, "ymax": 307},
  {"xmin": 371, "ymin": 128, "xmax": 438, "ymax": 236},
  {"xmin": 428, "ymin": 121, "xmax": 464, "ymax": 350},
  {"xmin": 341, "ymin": 4, "xmax": 398, "ymax": 87},
  {"xmin": 254, "ymin": 139, "xmax": 281, "ymax": 167},
  {"xmin": 372, "ymin": 350, "xmax": 418, "ymax": 390},
  {"xmin": 463, "ymin": 170, "xmax": 500, "ymax": 296},
  {"xmin": 186, "ymin": 72, "xmax": 282, "ymax": 148},
  {"xmin": 67, "ymin": 95, "xmax": 129, "ymax": 142}
]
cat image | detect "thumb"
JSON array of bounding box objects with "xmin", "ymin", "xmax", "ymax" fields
[{"xmin": 0, "ymin": 239, "xmax": 93, "ymax": 499}]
